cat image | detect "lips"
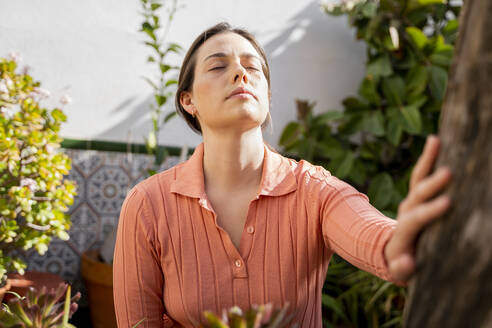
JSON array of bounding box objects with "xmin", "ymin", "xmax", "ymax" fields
[{"xmin": 227, "ymin": 86, "xmax": 257, "ymax": 100}]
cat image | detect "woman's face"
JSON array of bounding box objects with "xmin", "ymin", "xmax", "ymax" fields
[{"xmin": 181, "ymin": 32, "xmax": 270, "ymax": 134}]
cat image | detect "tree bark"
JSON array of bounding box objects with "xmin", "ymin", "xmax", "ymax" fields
[{"xmin": 403, "ymin": 0, "xmax": 492, "ymax": 327}]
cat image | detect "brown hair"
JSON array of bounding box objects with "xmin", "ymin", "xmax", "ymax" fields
[{"xmin": 175, "ymin": 22, "xmax": 273, "ymax": 135}]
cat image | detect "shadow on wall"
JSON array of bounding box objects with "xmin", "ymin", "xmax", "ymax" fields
[{"xmin": 94, "ymin": 0, "xmax": 366, "ymax": 150}]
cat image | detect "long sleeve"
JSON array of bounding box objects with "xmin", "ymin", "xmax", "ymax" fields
[
  {"xmin": 320, "ymin": 175, "xmax": 397, "ymax": 281},
  {"xmin": 113, "ymin": 187, "xmax": 168, "ymax": 328}
]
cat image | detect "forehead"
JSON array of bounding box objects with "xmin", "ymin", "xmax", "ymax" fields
[{"xmin": 196, "ymin": 32, "xmax": 261, "ymax": 63}]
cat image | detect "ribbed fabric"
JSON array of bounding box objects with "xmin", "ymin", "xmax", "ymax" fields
[{"xmin": 113, "ymin": 142, "xmax": 397, "ymax": 328}]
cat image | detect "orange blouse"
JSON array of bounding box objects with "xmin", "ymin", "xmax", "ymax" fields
[{"xmin": 113, "ymin": 142, "xmax": 397, "ymax": 328}]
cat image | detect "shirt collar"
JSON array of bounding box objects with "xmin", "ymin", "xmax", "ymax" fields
[{"xmin": 170, "ymin": 142, "xmax": 297, "ymax": 199}]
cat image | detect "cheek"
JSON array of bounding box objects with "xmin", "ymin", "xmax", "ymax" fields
[{"xmin": 193, "ymin": 78, "xmax": 218, "ymax": 105}]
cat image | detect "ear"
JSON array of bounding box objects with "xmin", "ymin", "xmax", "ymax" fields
[{"xmin": 180, "ymin": 91, "xmax": 196, "ymax": 116}]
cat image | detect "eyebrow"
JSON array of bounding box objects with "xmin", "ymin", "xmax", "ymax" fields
[{"xmin": 203, "ymin": 52, "xmax": 262, "ymax": 63}]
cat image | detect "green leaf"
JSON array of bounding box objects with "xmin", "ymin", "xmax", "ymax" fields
[
  {"xmin": 164, "ymin": 111, "xmax": 177, "ymax": 123},
  {"xmin": 298, "ymin": 138, "xmax": 317, "ymax": 161},
  {"xmin": 407, "ymin": 7, "xmax": 429, "ymax": 25},
  {"xmin": 361, "ymin": 2, "xmax": 377, "ymax": 18},
  {"xmin": 363, "ymin": 111, "xmax": 385, "ymax": 136},
  {"xmin": 358, "ymin": 77, "xmax": 381, "ymax": 106},
  {"xmin": 428, "ymin": 65, "xmax": 448, "ymax": 101},
  {"xmin": 408, "ymin": 94, "xmax": 428, "ymax": 109},
  {"xmin": 367, "ymin": 173, "xmax": 394, "ymax": 209},
  {"xmin": 322, "ymin": 294, "xmax": 349, "ymax": 322},
  {"xmin": 165, "ymin": 79, "xmax": 177, "ymax": 87},
  {"xmin": 405, "ymin": 65, "xmax": 428, "ymax": 97},
  {"xmin": 443, "ymin": 19, "xmax": 459, "ymax": 42},
  {"xmin": 429, "ymin": 52, "xmax": 452, "ymax": 67},
  {"xmin": 147, "ymin": 56, "xmax": 155, "ymax": 63},
  {"xmin": 51, "ymin": 109, "xmax": 67, "ymax": 122},
  {"xmin": 279, "ymin": 122, "xmax": 301, "ymax": 147},
  {"xmin": 62, "ymin": 285, "xmax": 71, "ymax": 325},
  {"xmin": 317, "ymin": 137, "xmax": 344, "ymax": 159},
  {"xmin": 385, "ymin": 116, "xmax": 403, "ymax": 146},
  {"xmin": 406, "ymin": 27, "xmax": 428, "ymax": 49},
  {"xmin": 418, "ymin": 0, "xmax": 445, "ymax": 4},
  {"xmin": 141, "ymin": 22, "xmax": 156, "ymax": 41},
  {"xmin": 333, "ymin": 151, "xmax": 355, "ymax": 179},
  {"xmin": 366, "ymin": 55, "xmax": 393, "ymax": 78},
  {"xmin": 337, "ymin": 113, "xmax": 365, "ymax": 135},
  {"xmin": 348, "ymin": 159, "xmax": 367, "ymax": 186},
  {"xmin": 400, "ymin": 105, "xmax": 422, "ymax": 134},
  {"xmin": 150, "ymin": 3, "xmax": 162, "ymax": 10},
  {"xmin": 160, "ymin": 64, "xmax": 171, "ymax": 74},
  {"xmin": 342, "ymin": 97, "xmax": 368, "ymax": 113},
  {"xmin": 155, "ymin": 94, "xmax": 167, "ymax": 106},
  {"xmin": 318, "ymin": 110, "xmax": 345, "ymax": 122},
  {"xmin": 382, "ymin": 76, "xmax": 405, "ymax": 106}
]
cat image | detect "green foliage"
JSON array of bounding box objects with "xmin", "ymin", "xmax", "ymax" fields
[
  {"xmin": 279, "ymin": 0, "xmax": 461, "ymax": 326},
  {"xmin": 322, "ymin": 255, "xmax": 406, "ymax": 327},
  {"xmin": 0, "ymin": 282, "xmax": 80, "ymax": 327},
  {"xmin": 200, "ymin": 303, "xmax": 296, "ymax": 328},
  {"xmin": 139, "ymin": 0, "xmax": 183, "ymax": 174},
  {"xmin": 0, "ymin": 55, "xmax": 77, "ymax": 286}
]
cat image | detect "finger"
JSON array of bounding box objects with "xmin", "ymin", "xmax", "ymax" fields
[
  {"xmin": 404, "ymin": 166, "xmax": 452, "ymax": 211},
  {"xmin": 398, "ymin": 195, "xmax": 451, "ymax": 243},
  {"xmin": 410, "ymin": 135, "xmax": 440, "ymax": 190},
  {"xmin": 389, "ymin": 253, "xmax": 415, "ymax": 284}
]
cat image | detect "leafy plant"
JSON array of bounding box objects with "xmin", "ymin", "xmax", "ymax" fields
[
  {"xmin": 0, "ymin": 282, "xmax": 80, "ymax": 327},
  {"xmin": 279, "ymin": 0, "xmax": 461, "ymax": 326},
  {"xmin": 0, "ymin": 54, "xmax": 77, "ymax": 286},
  {"xmin": 200, "ymin": 303, "xmax": 296, "ymax": 328},
  {"xmin": 139, "ymin": 0, "xmax": 184, "ymax": 174}
]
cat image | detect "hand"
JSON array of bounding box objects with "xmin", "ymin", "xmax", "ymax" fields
[{"xmin": 384, "ymin": 135, "xmax": 452, "ymax": 286}]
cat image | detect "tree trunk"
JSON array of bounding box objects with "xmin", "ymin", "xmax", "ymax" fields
[{"xmin": 403, "ymin": 0, "xmax": 492, "ymax": 327}]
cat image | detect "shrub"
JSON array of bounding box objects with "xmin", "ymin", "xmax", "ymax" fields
[
  {"xmin": 0, "ymin": 54, "xmax": 77, "ymax": 286},
  {"xmin": 279, "ymin": 0, "xmax": 461, "ymax": 326}
]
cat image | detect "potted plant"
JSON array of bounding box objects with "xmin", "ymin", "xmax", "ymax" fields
[
  {"xmin": 0, "ymin": 282, "xmax": 80, "ymax": 327},
  {"xmin": 0, "ymin": 52, "xmax": 77, "ymax": 298},
  {"xmin": 200, "ymin": 303, "xmax": 296, "ymax": 328}
]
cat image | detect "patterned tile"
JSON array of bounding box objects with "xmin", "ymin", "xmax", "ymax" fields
[
  {"xmin": 22, "ymin": 149, "xmax": 183, "ymax": 305},
  {"xmin": 87, "ymin": 166, "xmax": 131, "ymax": 215},
  {"xmin": 66, "ymin": 204, "xmax": 100, "ymax": 254},
  {"xmin": 65, "ymin": 150, "xmax": 104, "ymax": 178},
  {"xmin": 24, "ymin": 239, "xmax": 79, "ymax": 281}
]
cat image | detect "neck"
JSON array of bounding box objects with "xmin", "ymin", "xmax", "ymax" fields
[{"xmin": 202, "ymin": 127, "xmax": 264, "ymax": 195}]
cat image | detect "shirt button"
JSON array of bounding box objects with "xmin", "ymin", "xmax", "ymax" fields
[
  {"xmin": 234, "ymin": 259, "xmax": 242, "ymax": 267},
  {"xmin": 246, "ymin": 226, "xmax": 254, "ymax": 234}
]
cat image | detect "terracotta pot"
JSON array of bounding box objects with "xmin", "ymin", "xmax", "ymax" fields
[
  {"xmin": 81, "ymin": 248, "xmax": 117, "ymax": 328},
  {"xmin": 3, "ymin": 271, "xmax": 64, "ymax": 303},
  {"xmin": 0, "ymin": 279, "xmax": 11, "ymax": 303}
]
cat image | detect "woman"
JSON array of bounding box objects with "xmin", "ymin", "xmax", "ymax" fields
[{"xmin": 113, "ymin": 22, "xmax": 452, "ymax": 327}]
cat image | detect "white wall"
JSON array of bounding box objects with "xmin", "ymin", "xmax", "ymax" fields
[{"xmin": 0, "ymin": 0, "xmax": 366, "ymax": 149}]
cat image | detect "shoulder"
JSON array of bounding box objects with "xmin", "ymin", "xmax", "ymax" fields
[
  {"xmin": 121, "ymin": 165, "xmax": 179, "ymax": 218},
  {"xmin": 293, "ymin": 159, "xmax": 365, "ymax": 198},
  {"xmin": 129, "ymin": 165, "xmax": 177, "ymax": 199}
]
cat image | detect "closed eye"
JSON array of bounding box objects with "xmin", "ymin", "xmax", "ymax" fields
[{"xmin": 209, "ymin": 66, "xmax": 260, "ymax": 71}]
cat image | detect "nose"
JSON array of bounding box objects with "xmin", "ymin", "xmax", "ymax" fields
[{"xmin": 232, "ymin": 61, "xmax": 248, "ymax": 84}]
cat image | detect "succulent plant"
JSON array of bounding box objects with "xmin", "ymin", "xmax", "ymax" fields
[
  {"xmin": 0, "ymin": 282, "xmax": 80, "ymax": 328},
  {"xmin": 200, "ymin": 303, "xmax": 297, "ymax": 328}
]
